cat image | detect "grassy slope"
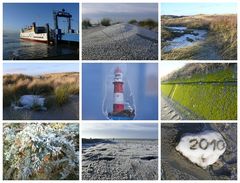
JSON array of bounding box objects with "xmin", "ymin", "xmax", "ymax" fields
[
  {"xmin": 161, "ymin": 14, "xmax": 237, "ymax": 60},
  {"xmin": 162, "ymin": 68, "xmax": 236, "ymax": 84},
  {"xmin": 161, "ymin": 67, "xmax": 237, "ymax": 120}
]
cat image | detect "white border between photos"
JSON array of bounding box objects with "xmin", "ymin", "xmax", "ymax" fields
[{"xmin": 0, "ymin": 0, "xmax": 239, "ymax": 183}]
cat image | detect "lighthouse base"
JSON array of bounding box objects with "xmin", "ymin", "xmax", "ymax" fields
[{"xmin": 108, "ymin": 109, "xmax": 135, "ymax": 120}]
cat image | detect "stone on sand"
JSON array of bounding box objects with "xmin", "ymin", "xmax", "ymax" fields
[{"xmin": 176, "ymin": 130, "xmax": 226, "ymax": 169}]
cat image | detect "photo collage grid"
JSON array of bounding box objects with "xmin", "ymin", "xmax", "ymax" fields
[{"xmin": 0, "ymin": 0, "xmax": 239, "ymax": 182}]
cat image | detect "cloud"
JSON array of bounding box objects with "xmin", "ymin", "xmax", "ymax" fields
[
  {"xmin": 82, "ymin": 123, "xmax": 158, "ymax": 138},
  {"xmin": 83, "ymin": 3, "xmax": 157, "ymax": 15},
  {"xmin": 3, "ymin": 63, "xmax": 79, "ymax": 75}
]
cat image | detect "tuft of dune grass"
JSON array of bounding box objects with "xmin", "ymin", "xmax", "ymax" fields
[
  {"xmin": 54, "ymin": 85, "xmax": 70, "ymax": 107},
  {"xmin": 3, "ymin": 85, "xmax": 16, "ymax": 107},
  {"xmin": 138, "ymin": 19, "xmax": 158, "ymax": 30},
  {"xmin": 27, "ymin": 79, "xmax": 53, "ymax": 95},
  {"xmin": 82, "ymin": 19, "xmax": 92, "ymax": 29},
  {"xmin": 101, "ymin": 18, "xmax": 111, "ymax": 26},
  {"xmin": 208, "ymin": 15, "xmax": 237, "ymax": 60}
]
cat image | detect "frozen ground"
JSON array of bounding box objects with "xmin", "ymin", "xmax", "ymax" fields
[
  {"xmin": 161, "ymin": 123, "xmax": 237, "ymax": 180},
  {"xmin": 3, "ymin": 95, "xmax": 79, "ymax": 120},
  {"xmin": 82, "ymin": 139, "xmax": 158, "ymax": 180},
  {"xmin": 82, "ymin": 23, "xmax": 158, "ymax": 60}
]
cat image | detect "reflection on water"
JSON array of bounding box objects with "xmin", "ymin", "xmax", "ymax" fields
[
  {"xmin": 165, "ymin": 26, "xmax": 187, "ymax": 32},
  {"xmin": 3, "ymin": 33, "xmax": 78, "ymax": 60}
]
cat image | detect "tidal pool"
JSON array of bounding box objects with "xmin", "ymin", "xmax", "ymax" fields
[{"xmin": 163, "ymin": 26, "xmax": 207, "ymax": 52}]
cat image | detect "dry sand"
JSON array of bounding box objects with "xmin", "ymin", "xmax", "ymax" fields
[
  {"xmin": 82, "ymin": 139, "xmax": 158, "ymax": 180},
  {"xmin": 82, "ymin": 23, "xmax": 158, "ymax": 60}
]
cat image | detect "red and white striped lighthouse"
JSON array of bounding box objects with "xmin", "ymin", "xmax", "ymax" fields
[{"xmin": 113, "ymin": 67, "xmax": 124, "ymax": 113}]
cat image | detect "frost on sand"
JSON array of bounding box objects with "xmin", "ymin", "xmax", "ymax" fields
[{"xmin": 176, "ymin": 130, "xmax": 226, "ymax": 169}]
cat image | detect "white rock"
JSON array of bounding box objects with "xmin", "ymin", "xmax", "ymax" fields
[{"xmin": 176, "ymin": 130, "xmax": 226, "ymax": 169}]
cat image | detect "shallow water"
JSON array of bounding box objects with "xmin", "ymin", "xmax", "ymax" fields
[
  {"xmin": 165, "ymin": 26, "xmax": 187, "ymax": 33},
  {"xmin": 3, "ymin": 33, "xmax": 77, "ymax": 60},
  {"xmin": 163, "ymin": 26, "xmax": 207, "ymax": 52}
]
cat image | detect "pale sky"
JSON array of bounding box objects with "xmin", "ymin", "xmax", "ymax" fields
[
  {"xmin": 3, "ymin": 63, "xmax": 79, "ymax": 75},
  {"xmin": 160, "ymin": 62, "xmax": 186, "ymax": 78},
  {"xmin": 161, "ymin": 3, "xmax": 237, "ymax": 16},
  {"xmin": 82, "ymin": 123, "xmax": 158, "ymax": 139},
  {"xmin": 82, "ymin": 3, "xmax": 158, "ymax": 23}
]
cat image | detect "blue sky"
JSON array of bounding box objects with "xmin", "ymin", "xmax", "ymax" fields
[
  {"xmin": 3, "ymin": 63, "xmax": 79, "ymax": 75},
  {"xmin": 3, "ymin": 3, "xmax": 79, "ymax": 33},
  {"xmin": 83, "ymin": 3, "xmax": 158, "ymax": 23},
  {"xmin": 161, "ymin": 3, "xmax": 237, "ymax": 16},
  {"xmin": 82, "ymin": 123, "xmax": 158, "ymax": 139}
]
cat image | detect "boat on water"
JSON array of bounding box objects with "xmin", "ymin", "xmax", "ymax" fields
[
  {"xmin": 19, "ymin": 9, "xmax": 79, "ymax": 45},
  {"xmin": 20, "ymin": 22, "xmax": 50, "ymax": 43}
]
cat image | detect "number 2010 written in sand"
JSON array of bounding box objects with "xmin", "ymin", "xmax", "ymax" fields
[{"xmin": 189, "ymin": 138, "xmax": 225, "ymax": 151}]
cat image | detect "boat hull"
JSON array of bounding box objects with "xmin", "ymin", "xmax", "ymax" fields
[{"xmin": 20, "ymin": 32, "xmax": 48, "ymax": 43}]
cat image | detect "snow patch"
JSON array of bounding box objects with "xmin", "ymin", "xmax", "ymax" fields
[
  {"xmin": 176, "ymin": 130, "xmax": 226, "ymax": 169},
  {"xmin": 12, "ymin": 95, "xmax": 46, "ymax": 111}
]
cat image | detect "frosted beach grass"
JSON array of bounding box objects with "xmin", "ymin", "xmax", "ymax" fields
[{"xmin": 3, "ymin": 123, "xmax": 79, "ymax": 180}]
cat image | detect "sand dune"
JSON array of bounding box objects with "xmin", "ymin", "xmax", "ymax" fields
[{"xmin": 82, "ymin": 23, "xmax": 158, "ymax": 60}]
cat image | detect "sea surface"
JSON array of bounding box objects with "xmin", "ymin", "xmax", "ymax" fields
[
  {"xmin": 3, "ymin": 33, "xmax": 77, "ymax": 60},
  {"xmin": 82, "ymin": 139, "xmax": 157, "ymax": 149}
]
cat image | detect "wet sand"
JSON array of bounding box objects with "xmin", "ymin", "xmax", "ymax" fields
[{"xmin": 82, "ymin": 139, "xmax": 158, "ymax": 180}]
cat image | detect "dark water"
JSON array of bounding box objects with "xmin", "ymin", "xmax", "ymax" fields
[
  {"xmin": 82, "ymin": 139, "xmax": 157, "ymax": 150},
  {"xmin": 3, "ymin": 33, "xmax": 77, "ymax": 60}
]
